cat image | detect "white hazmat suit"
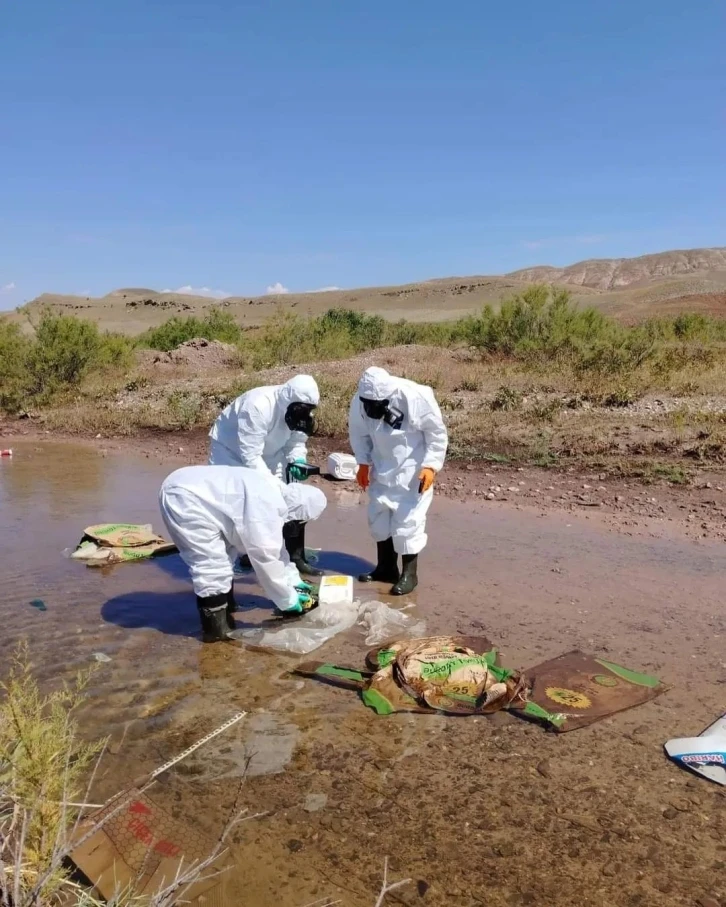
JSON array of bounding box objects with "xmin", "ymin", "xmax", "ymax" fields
[
  {"xmin": 349, "ymin": 367, "xmax": 448, "ymax": 555},
  {"xmin": 208, "ymin": 375, "xmax": 320, "ymax": 481},
  {"xmin": 159, "ymin": 465, "xmax": 327, "ymax": 609}
]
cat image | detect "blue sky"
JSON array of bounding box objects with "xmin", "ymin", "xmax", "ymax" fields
[{"xmin": 1, "ymin": 0, "xmax": 724, "ymax": 309}]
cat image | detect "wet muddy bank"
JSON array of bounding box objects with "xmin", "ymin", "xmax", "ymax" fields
[
  {"xmin": 2, "ymin": 441, "xmax": 726, "ymax": 905},
  {"xmin": 5, "ymin": 423, "xmax": 726, "ymax": 545}
]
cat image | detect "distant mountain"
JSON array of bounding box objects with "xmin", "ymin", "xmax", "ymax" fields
[
  {"xmin": 507, "ymin": 247, "xmax": 726, "ymax": 290},
  {"xmin": 8, "ymin": 246, "xmax": 726, "ymax": 336}
]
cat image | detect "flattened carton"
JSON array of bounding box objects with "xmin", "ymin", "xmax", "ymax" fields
[
  {"xmin": 525, "ymin": 650, "xmax": 667, "ymax": 732},
  {"xmin": 71, "ymin": 792, "xmax": 226, "ymax": 904}
]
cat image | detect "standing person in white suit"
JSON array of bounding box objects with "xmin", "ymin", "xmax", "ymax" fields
[
  {"xmin": 349, "ymin": 367, "xmax": 448, "ymax": 595},
  {"xmin": 159, "ymin": 465, "xmax": 327, "ymax": 643},
  {"xmin": 208, "ymin": 374, "xmax": 323, "ymax": 576}
]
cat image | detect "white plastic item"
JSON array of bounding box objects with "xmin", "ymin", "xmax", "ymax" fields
[
  {"xmin": 326, "ymin": 452, "xmax": 358, "ymax": 481},
  {"xmin": 357, "ymin": 600, "xmax": 426, "ymax": 646},
  {"xmin": 240, "ymin": 598, "xmax": 426, "ymax": 655},
  {"xmin": 241, "ymin": 599, "xmax": 360, "ymax": 655},
  {"xmin": 665, "ymin": 712, "xmax": 726, "ymax": 786},
  {"xmin": 318, "ymin": 574, "xmax": 354, "ymax": 606}
]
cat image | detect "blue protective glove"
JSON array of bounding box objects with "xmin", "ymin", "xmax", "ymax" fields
[{"xmin": 287, "ymin": 458, "xmax": 310, "ymax": 482}]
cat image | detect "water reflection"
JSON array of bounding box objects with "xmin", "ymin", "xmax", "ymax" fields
[{"xmin": 0, "ymin": 443, "xmax": 106, "ymax": 518}]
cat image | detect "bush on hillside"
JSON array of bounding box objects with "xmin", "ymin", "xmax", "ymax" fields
[
  {"xmin": 140, "ymin": 307, "xmax": 243, "ymax": 351},
  {"xmin": 0, "ymin": 311, "xmax": 134, "ymax": 412}
]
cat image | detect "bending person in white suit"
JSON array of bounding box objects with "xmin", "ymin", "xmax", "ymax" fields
[
  {"xmin": 159, "ymin": 465, "xmax": 327, "ymax": 642},
  {"xmin": 208, "ymin": 374, "xmax": 323, "ymax": 576}
]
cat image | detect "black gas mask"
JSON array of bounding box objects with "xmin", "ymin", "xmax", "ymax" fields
[
  {"xmin": 285, "ymin": 402, "xmax": 316, "ymax": 436},
  {"xmin": 360, "ymin": 397, "xmax": 403, "ymax": 429}
]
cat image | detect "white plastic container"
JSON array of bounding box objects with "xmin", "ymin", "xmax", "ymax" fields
[
  {"xmin": 326, "ymin": 452, "xmax": 358, "ymax": 481},
  {"xmin": 317, "ymin": 574, "xmax": 354, "ymax": 606}
]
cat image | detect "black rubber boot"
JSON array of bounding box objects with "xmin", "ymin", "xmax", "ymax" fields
[
  {"xmin": 359, "ymin": 538, "xmax": 400, "ymax": 584},
  {"xmin": 390, "ymin": 554, "xmax": 418, "ymax": 596},
  {"xmin": 283, "ymin": 520, "xmax": 323, "ymax": 577},
  {"xmin": 226, "ymin": 587, "xmax": 237, "ymax": 630},
  {"xmin": 196, "ymin": 592, "xmax": 233, "ymax": 643}
]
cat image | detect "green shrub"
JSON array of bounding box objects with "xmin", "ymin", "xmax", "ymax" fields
[
  {"xmin": 0, "ymin": 312, "xmax": 135, "ymax": 413},
  {"xmin": 0, "ymin": 320, "xmax": 33, "ymax": 412},
  {"xmin": 140, "ymin": 307, "xmax": 242, "ymax": 351},
  {"xmin": 491, "ymin": 385, "xmax": 523, "ymax": 411},
  {"xmin": 165, "ymin": 390, "xmax": 203, "ymax": 429}
]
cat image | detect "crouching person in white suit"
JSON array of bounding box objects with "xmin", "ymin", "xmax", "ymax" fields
[{"xmin": 159, "ymin": 465, "xmax": 327, "ymax": 643}]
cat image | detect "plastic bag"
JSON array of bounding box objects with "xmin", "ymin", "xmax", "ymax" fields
[
  {"xmin": 357, "ymin": 600, "xmax": 426, "ymax": 646},
  {"xmin": 241, "ymin": 599, "xmax": 359, "ymax": 655},
  {"xmin": 241, "ymin": 599, "xmax": 426, "ymax": 655}
]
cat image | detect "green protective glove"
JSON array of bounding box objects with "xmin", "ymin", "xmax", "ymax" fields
[
  {"xmin": 287, "ymin": 458, "xmax": 310, "ymax": 482},
  {"xmin": 295, "ymin": 581, "xmax": 314, "ymax": 594},
  {"xmin": 289, "ymin": 592, "xmax": 314, "ymax": 613}
]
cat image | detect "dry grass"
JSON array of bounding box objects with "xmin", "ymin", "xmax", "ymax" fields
[
  {"xmin": 0, "ymin": 645, "xmax": 262, "ymax": 907},
  {"xmin": 6, "ymin": 292, "xmax": 726, "ymax": 476},
  {"xmin": 17, "ymin": 344, "xmax": 726, "ymax": 474}
]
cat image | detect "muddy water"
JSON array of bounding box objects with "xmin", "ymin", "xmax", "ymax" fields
[{"xmin": 2, "ymin": 442, "xmax": 725, "ymax": 907}]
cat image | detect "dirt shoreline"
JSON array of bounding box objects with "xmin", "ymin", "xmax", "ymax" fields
[
  {"xmin": 4, "ymin": 423, "xmax": 726, "ymax": 546},
  {"xmin": 4, "ymin": 430, "xmax": 726, "ymax": 906}
]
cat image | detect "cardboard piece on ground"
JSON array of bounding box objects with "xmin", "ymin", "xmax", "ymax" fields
[
  {"xmin": 665, "ymin": 711, "xmax": 726, "ymax": 785},
  {"xmin": 71, "ymin": 791, "xmax": 225, "ymax": 904},
  {"xmin": 525, "ymin": 650, "xmax": 666, "ymax": 732},
  {"xmin": 71, "ymin": 712, "xmax": 245, "ymax": 903}
]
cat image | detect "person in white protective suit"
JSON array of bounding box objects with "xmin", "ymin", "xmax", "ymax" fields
[
  {"xmin": 159, "ymin": 465, "xmax": 327, "ymax": 643},
  {"xmin": 349, "ymin": 367, "xmax": 448, "ymax": 595},
  {"xmin": 208, "ymin": 375, "xmax": 323, "ymax": 576}
]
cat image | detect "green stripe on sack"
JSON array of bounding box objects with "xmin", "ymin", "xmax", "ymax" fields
[
  {"xmin": 523, "ymin": 701, "xmax": 566, "ymax": 727},
  {"xmin": 362, "ymin": 689, "xmax": 396, "ymax": 715},
  {"xmin": 91, "ymin": 524, "xmax": 141, "ymax": 536},
  {"xmin": 376, "ymin": 649, "xmax": 396, "ymax": 668},
  {"xmin": 594, "ymin": 659, "xmax": 661, "ymax": 688},
  {"xmin": 316, "ymin": 665, "xmax": 366, "ymax": 682}
]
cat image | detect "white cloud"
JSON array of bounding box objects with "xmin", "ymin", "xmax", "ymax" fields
[
  {"xmin": 306, "ymin": 286, "xmax": 341, "ymax": 293},
  {"xmin": 161, "ymin": 285, "xmax": 229, "ymax": 298},
  {"xmin": 1, "ymin": 282, "xmax": 16, "ymax": 292},
  {"xmin": 266, "ymin": 282, "xmax": 290, "ymax": 295}
]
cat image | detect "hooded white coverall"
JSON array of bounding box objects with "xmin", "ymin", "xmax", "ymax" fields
[
  {"xmin": 159, "ymin": 466, "xmax": 327, "ymax": 610},
  {"xmin": 208, "ymin": 375, "xmax": 320, "ymax": 482},
  {"xmin": 349, "ymin": 367, "xmax": 448, "ymax": 555}
]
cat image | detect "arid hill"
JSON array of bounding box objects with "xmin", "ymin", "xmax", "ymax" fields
[
  {"xmin": 507, "ymin": 246, "xmax": 726, "ymax": 290},
  {"xmin": 9, "ymin": 246, "xmax": 726, "ymax": 336}
]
